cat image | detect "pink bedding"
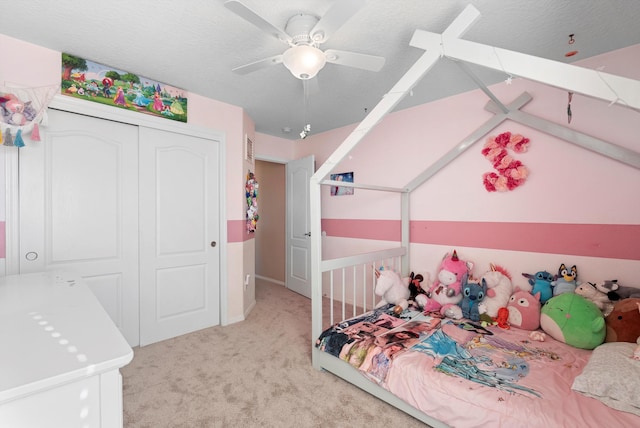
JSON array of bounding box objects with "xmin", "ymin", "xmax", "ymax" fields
[{"xmin": 316, "ymin": 308, "xmax": 640, "ymax": 428}]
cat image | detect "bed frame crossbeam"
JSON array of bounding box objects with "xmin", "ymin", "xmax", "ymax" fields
[
  {"xmin": 320, "ymin": 179, "xmax": 408, "ymax": 194},
  {"xmin": 410, "ymin": 10, "xmax": 640, "ymax": 111},
  {"xmin": 485, "ymin": 98, "xmax": 640, "ymax": 170}
]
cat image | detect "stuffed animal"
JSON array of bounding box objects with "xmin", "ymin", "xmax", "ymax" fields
[
  {"xmin": 596, "ymin": 279, "xmax": 640, "ymax": 301},
  {"xmin": 551, "ymin": 264, "xmax": 579, "ymax": 296},
  {"xmin": 507, "ymin": 290, "xmax": 541, "ymax": 330},
  {"xmin": 605, "ymin": 298, "xmax": 640, "ymax": 343},
  {"xmin": 540, "ymin": 293, "xmax": 605, "ymax": 350},
  {"xmin": 1, "ymin": 93, "xmax": 27, "ymax": 126},
  {"xmin": 478, "ymin": 264, "xmax": 513, "ymax": 318},
  {"xmin": 432, "ymin": 250, "xmax": 473, "ymax": 296},
  {"xmin": 493, "ymin": 307, "xmax": 510, "ymax": 329},
  {"xmin": 422, "ymin": 250, "xmax": 472, "ymax": 319},
  {"xmin": 374, "ymin": 269, "xmax": 411, "ymax": 315},
  {"xmin": 522, "ymin": 270, "xmax": 554, "ymax": 304},
  {"xmin": 422, "ymin": 281, "xmax": 464, "ymax": 319},
  {"xmin": 406, "ymin": 271, "xmax": 430, "ymax": 309},
  {"xmin": 575, "ymin": 282, "xmax": 615, "ymax": 316},
  {"xmin": 460, "ymin": 274, "xmax": 487, "ymax": 322}
]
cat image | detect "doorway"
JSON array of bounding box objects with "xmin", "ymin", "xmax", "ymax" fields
[
  {"xmin": 254, "ymin": 155, "xmax": 314, "ymax": 299},
  {"xmin": 254, "ymin": 160, "xmax": 286, "ymax": 286}
]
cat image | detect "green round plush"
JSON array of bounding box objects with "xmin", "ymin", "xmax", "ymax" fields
[{"xmin": 540, "ymin": 293, "xmax": 606, "ymax": 349}]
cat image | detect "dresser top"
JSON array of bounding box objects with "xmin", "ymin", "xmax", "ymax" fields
[{"xmin": 0, "ymin": 271, "xmax": 133, "ymax": 403}]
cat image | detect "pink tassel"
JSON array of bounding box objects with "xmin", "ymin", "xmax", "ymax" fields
[{"xmin": 31, "ymin": 123, "xmax": 41, "ymax": 141}]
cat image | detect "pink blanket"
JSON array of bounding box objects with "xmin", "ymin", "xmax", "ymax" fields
[
  {"xmin": 317, "ymin": 308, "xmax": 640, "ymax": 427},
  {"xmin": 386, "ymin": 323, "xmax": 640, "ymax": 427}
]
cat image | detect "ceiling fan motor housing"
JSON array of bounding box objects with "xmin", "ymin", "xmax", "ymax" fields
[{"xmin": 285, "ymin": 14, "xmax": 320, "ymax": 46}]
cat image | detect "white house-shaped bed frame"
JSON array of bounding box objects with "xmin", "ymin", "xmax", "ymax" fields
[{"xmin": 310, "ymin": 5, "xmax": 640, "ymax": 424}]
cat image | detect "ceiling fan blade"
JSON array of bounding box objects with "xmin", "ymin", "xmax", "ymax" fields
[
  {"xmin": 310, "ymin": 0, "xmax": 366, "ymax": 44},
  {"xmin": 224, "ymin": 0, "xmax": 292, "ymax": 44},
  {"xmin": 232, "ymin": 54, "xmax": 283, "ymax": 75},
  {"xmin": 324, "ymin": 49, "xmax": 385, "ymax": 72}
]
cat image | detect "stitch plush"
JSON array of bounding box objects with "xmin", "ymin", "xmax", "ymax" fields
[
  {"xmin": 551, "ymin": 264, "xmax": 579, "ymax": 296},
  {"xmin": 575, "ymin": 282, "xmax": 615, "ymax": 316},
  {"xmin": 460, "ymin": 274, "xmax": 487, "ymax": 322},
  {"xmin": 522, "ymin": 270, "xmax": 554, "ymax": 304},
  {"xmin": 478, "ymin": 264, "xmax": 513, "ymax": 318},
  {"xmin": 540, "ymin": 293, "xmax": 605, "ymax": 350},
  {"xmin": 507, "ymin": 290, "xmax": 541, "ymax": 330},
  {"xmin": 374, "ymin": 269, "xmax": 410, "ymax": 315}
]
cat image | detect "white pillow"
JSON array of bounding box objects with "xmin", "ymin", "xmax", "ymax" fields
[{"xmin": 572, "ymin": 342, "xmax": 640, "ymax": 416}]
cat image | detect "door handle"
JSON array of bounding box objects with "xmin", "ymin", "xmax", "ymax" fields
[
  {"xmin": 25, "ymin": 251, "xmax": 39, "ymax": 261},
  {"xmin": 211, "ymin": 241, "xmax": 217, "ymax": 247},
  {"xmin": 304, "ymin": 232, "xmax": 311, "ymax": 237}
]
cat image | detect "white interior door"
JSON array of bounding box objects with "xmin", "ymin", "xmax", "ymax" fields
[
  {"xmin": 286, "ymin": 155, "xmax": 314, "ymax": 298},
  {"xmin": 138, "ymin": 127, "xmax": 220, "ymax": 346},
  {"xmin": 19, "ymin": 109, "xmax": 140, "ymax": 345}
]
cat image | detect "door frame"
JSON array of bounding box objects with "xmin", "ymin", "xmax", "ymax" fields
[
  {"xmin": 3, "ymin": 94, "xmax": 229, "ymax": 325},
  {"xmin": 254, "ymin": 154, "xmax": 313, "ymax": 298}
]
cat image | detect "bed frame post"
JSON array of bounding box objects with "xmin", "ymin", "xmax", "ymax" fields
[
  {"xmin": 310, "ymin": 175, "xmax": 323, "ymax": 370},
  {"xmin": 401, "ymin": 191, "xmax": 410, "ymax": 275}
]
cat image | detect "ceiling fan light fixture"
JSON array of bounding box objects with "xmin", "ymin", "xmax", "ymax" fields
[{"xmin": 282, "ymin": 45, "xmax": 326, "ymax": 79}]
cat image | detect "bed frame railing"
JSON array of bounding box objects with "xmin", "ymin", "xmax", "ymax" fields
[{"xmin": 312, "ymin": 246, "xmax": 406, "ymax": 365}]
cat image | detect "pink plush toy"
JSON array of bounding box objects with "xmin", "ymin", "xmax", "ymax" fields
[
  {"xmin": 507, "ymin": 290, "xmax": 541, "ymax": 330},
  {"xmin": 432, "ymin": 250, "xmax": 473, "ymax": 296},
  {"xmin": 423, "ymin": 250, "xmax": 473, "ymax": 319}
]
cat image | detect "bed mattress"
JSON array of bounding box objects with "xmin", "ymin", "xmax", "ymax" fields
[{"xmin": 316, "ymin": 306, "xmax": 640, "ymax": 428}]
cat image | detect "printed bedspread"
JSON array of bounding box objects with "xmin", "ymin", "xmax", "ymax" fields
[{"xmin": 315, "ymin": 305, "xmax": 640, "ymax": 428}]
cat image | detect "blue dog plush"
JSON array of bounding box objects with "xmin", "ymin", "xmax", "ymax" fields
[
  {"xmin": 551, "ymin": 264, "xmax": 579, "ymax": 296},
  {"xmin": 460, "ymin": 274, "xmax": 487, "ymax": 322}
]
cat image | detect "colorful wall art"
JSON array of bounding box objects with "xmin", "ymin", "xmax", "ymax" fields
[{"xmin": 61, "ymin": 53, "xmax": 187, "ymax": 122}]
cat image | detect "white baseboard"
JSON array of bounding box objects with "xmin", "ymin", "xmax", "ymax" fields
[
  {"xmin": 255, "ymin": 275, "xmax": 285, "ymax": 286},
  {"xmin": 243, "ymin": 299, "xmax": 256, "ymax": 319}
]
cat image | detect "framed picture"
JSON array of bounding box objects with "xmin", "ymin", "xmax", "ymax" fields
[
  {"xmin": 245, "ymin": 135, "xmax": 254, "ymax": 163},
  {"xmin": 61, "ymin": 53, "xmax": 187, "ymax": 122},
  {"xmin": 330, "ymin": 172, "xmax": 354, "ymax": 196}
]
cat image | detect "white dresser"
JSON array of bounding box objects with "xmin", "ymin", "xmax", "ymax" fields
[{"xmin": 0, "ymin": 271, "xmax": 134, "ymax": 428}]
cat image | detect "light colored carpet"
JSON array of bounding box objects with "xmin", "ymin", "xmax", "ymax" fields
[{"xmin": 122, "ymin": 279, "xmax": 428, "ymax": 427}]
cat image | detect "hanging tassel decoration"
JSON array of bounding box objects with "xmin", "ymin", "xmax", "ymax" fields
[
  {"xmin": 31, "ymin": 122, "xmax": 41, "ymax": 141},
  {"xmin": 14, "ymin": 129, "xmax": 25, "ymax": 147},
  {"xmin": 3, "ymin": 129, "xmax": 14, "ymax": 146}
]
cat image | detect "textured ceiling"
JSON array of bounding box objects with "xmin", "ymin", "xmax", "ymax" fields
[{"xmin": 1, "ymin": 0, "xmax": 639, "ymax": 140}]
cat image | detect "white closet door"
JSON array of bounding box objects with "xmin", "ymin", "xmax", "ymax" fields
[
  {"xmin": 19, "ymin": 109, "xmax": 140, "ymax": 346},
  {"xmin": 138, "ymin": 127, "xmax": 220, "ymax": 346}
]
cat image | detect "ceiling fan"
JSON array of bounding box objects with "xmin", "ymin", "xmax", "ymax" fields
[{"xmin": 224, "ymin": 0, "xmax": 386, "ymax": 80}]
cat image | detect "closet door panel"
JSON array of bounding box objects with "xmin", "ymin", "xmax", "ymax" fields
[
  {"xmin": 139, "ymin": 127, "xmax": 220, "ymax": 346},
  {"xmin": 19, "ymin": 109, "xmax": 140, "ymax": 346}
]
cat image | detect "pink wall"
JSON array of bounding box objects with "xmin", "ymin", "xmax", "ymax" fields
[
  {"xmin": 296, "ymin": 44, "xmax": 640, "ymax": 285},
  {"xmin": 255, "ymin": 132, "xmax": 296, "ymax": 161}
]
